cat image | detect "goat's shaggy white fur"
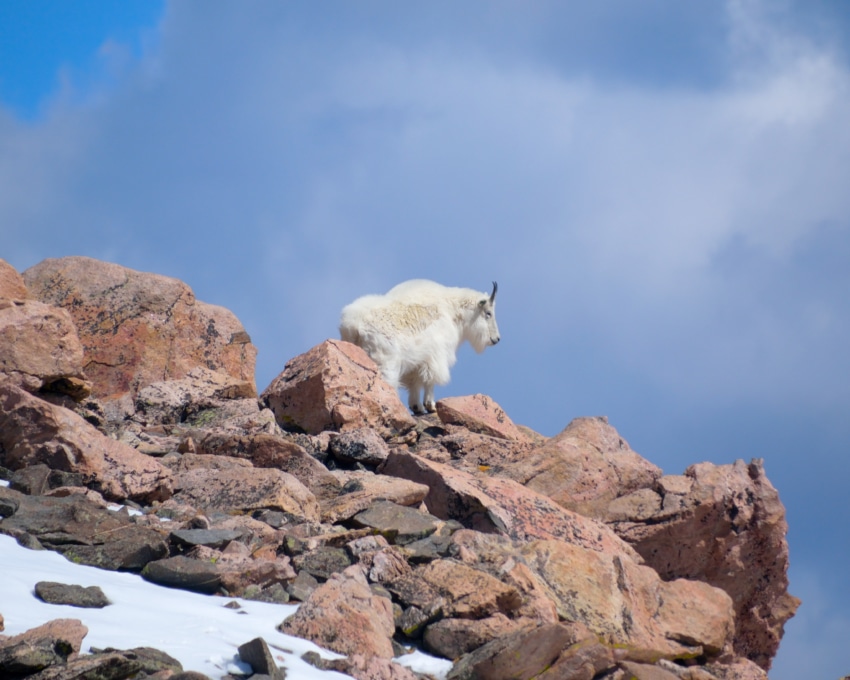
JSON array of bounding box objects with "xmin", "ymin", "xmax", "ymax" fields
[{"xmin": 339, "ymin": 279, "xmax": 500, "ymax": 414}]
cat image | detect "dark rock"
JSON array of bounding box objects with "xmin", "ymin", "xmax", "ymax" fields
[
  {"xmin": 9, "ymin": 465, "xmax": 85, "ymax": 496},
  {"xmin": 35, "ymin": 581, "xmax": 111, "ymax": 608},
  {"xmin": 291, "ymin": 546, "xmax": 352, "ymax": 581},
  {"xmin": 242, "ymin": 583, "xmax": 290, "ymax": 604},
  {"xmin": 447, "ymin": 622, "xmax": 611, "ymax": 680},
  {"xmin": 0, "ymin": 619, "xmax": 88, "ymax": 676},
  {"xmin": 170, "ymin": 528, "xmax": 245, "ymax": 550},
  {"xmin": 237, "ymin": 638, "xmax": 285, "ymax": 680},
  {"xmin": 351, "ymin": 500, "xmax": 440, "ymax": 546},
  {"xmin": 141, "ymin": 555, "xmax": 223, "ymax": 594},
  {"xmin": 0, "ymin": 487, "xmax": 169, "ymax": 571},
  {"xmin": 286, "ymin": 570, "xmax": 319, "ymax": 602},
  {"xmin": 28, "ymin": 646, "xmax": 183, "ymax": 680},
  {"xmin": 329, "ymin": 428, "xmax": 390, "ymax": 467}
]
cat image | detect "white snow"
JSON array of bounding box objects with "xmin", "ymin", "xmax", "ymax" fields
[{"xmin": 0, "ymin": 531, "xmax": 452, "ymax": 679}]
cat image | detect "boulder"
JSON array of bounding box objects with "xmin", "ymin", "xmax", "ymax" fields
[
  {"xmin": 612, "ymin": 458, "xmax": 799, "ymax": 669},
  {"xmin": 142, "ymin": 550, "xmax": 296, "ymax": 597},
  {"xmin": 519, "ymin": 539, "xmax": 735, "ymax": 661},
  {"xmin": 0, "ymin": 258, "xmax": 28, "ymax": 300},
  {"xmin": 0, "ymin": 298, "xmax": 90, "ymax": 398},
  {"xmin": 278, "ymin": 564, "xmax": 396, "ymax": 659},
  {"xmin": 351, "ymin": 500, "xmax": 441, "ymax": 546},
  {"xmin": 379, "ymin": 450, "xmax": 638, "ymax": 557},
  {"xmin": 436, "ymin": 394, "xmax": 528, "ymax": 442},
  {"xmin": 34, "ymin": 582, "xmax": 111, "ymax": 608},
  {"xmin": 237, "ymin": 637, "xmax": 284, "ymax": 680},
  {"xmin": 197, "ymin": 432, "xmax": 342, "ymax": 501},
  {"xmin": 446, "ymin": 621, "xmax": 612, "ymax": 680},
  {"xmin": 134, "ymin": 367, "xmax": 257, "ymax": 427},
  {"xmin": 261, "ymin": 339, "xmax": 416, "ymax": 437},
  {"xmin": 329, "ymin": 427, "xmax": 391, "ymax": 466},
  {"xmin": 172, "ymin": 465, "xmax": 319, "ymax": 521},
  {"xmin": 499, "ymin": 416, "xmax": 662, "ymax": 518},
  {"xmin": 0, "ymin": 384, "xmax": 173, "ymax": 503},
  {"xmin": 23, "ymin": 256, "xmax": 256, "ymax": 400},
  {"xmin": 0, "ymin": 486, "xmax": 169, "ymax": 571},
  {"xmin": 423, "ymin": 614, "xmax": 524, "ymax": 660},
  {"xmin": 0, "ymin": 619, "xmax": 88, "ymax": 675},
  {"xmin": 305, "ymin": 653, "xmax": 420, "ymax": 680},
  {"xmin": 411, "ymin": 559, "xmax": 522, "ymax": 619},
  {"xmin": 321, "ymin": 470, "xmax": 430, "ymax": 524}
]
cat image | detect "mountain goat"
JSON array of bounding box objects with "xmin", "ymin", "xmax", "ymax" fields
[{"xmin": 339, "ymin": 280, "xmax": 500, "ymax": 414}]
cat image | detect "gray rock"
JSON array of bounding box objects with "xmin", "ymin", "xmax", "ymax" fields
[
  {"xmin": 329, "ymin": 428, "xmax": 390, "ymax": 467},
  {"xmin": 351, "ymin": 500, "xmax": 440, "ymax": 545},
  {"xmin": 141, "ymin": 556, "xmax": 223, "ymax": 594},
  {"xmin": 237, "ymin": 637, "xmax": 285, "ymax": 680},
  {"xmin": 35, "ymin": 581, "xmax": 111, "ymax": 608},
  {"xmin": 292, "ymin": 546, "xmax": 352, "ymax": 581},
  {"xmin": 0, "ymin": 487, "xmax": 168, "ymax": 571},
  {"xmin": 170, "ymin": 528, "xmax": 245, "ymax": 550},
  {"xmin": 286, "ymin": 570, "xmax": 319, "ymax": 602}
]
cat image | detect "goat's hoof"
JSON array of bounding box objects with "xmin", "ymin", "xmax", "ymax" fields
[
  {"xmin": 424, "ymin": 402, "xmax": 437, "ymax": 413},
  {"xmin": 410, "ymin": 405, "xmax": 427, "ymax": 416}
]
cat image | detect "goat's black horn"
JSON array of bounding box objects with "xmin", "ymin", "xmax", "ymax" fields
[{"xmin": 490, "ymin": 281, "xmax": 498, "ymax": 302}]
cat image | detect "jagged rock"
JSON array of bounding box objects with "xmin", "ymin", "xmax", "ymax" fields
[
  {"xmin": 329, "ymin": 427, "xmax": 391, "ymax": 466},
  {"xmin": 34, "ymin": 582, "xmax": 111, "ymax": 608},
  {"xmin": 9, "ymin": 464, "xmax": 85, "ymax": 496},
  {"xmin": 351, "ymin": 500, "xmax": 441, "ymax": 545},
  {"xmin": 611, "ymin": 459, "xmax": 799, "ymax": 669},
  {"xmin": 237, "ymin": 637, "xmax": 284, "ymax": 680},
  {"xmin": 519, "ymin": 539, "xmax": 735, "ymax": 661},
  {"xmin": 23, "ymin": 646, "xmax": 183, "ymax": 680},
  {"xmin": 0, "ymin": 486, "xmax": 169, "ymax": 570},
  {"xmin": 425, "ymin": 429, "xmax": 528, "ymax": 472},
  {"xmin": 498, "ymin": 416, "xmax": 662, "ymax": 518},
  {"xmin": 0, "ymin": 258, "xmax": 28, "ymax": 300},
  {"xmin": 417, "ymin": 559, "xmax": 522, "ymax": 619},
  {"xmin": 142, "ymin": 549, "xmax": 296, "ymax": 597},
  {"xmin": 0, "ymin": 298, "xmax": 91, "ymax": 399},
  {"xmin": 261, "ymin": 339, "xmax": 416, "ymax": 438},
  {"xmin": 304, "ymin": 652, "xmax": 420, "ymax": 680},
  {"xmin": 435, "ymin": 394, "xmax": 529, "ymax": 442},
  {"xmin": 278, "ymin": 564, "xmax": 396, "ymax": 659},
  {"xmin": 321, "ymin": 470, "xmax": 429, "ymax": 524},
  {"xmin": 0, "ymin": 384, "xmax": 173, "ymax": 503},
  {"xmin": 0, "ymin": 619, "xmax": 88, "ymax": 675},
  {"xmin": 172, "ymin": 464, "xmax": 319, "ymax": 520},
  {"xmin": 353, "ymin": 542, "xmax": 412, "ymax": 585},
  {"xmin": 169, "ymin": 528, "xmax": 245, "ymax": 550},
  {"xmin": 291, "ymin": 545, "xmax": 353, "ymax": 581},
  {"xmin": 197, "ymin": 432, "xmax": 342, "ymax": 500},
  {"xmin": 617, "ymin": 661, "xmax": 681, "ymax": 680},
  {"xmin": 379, "ymin": 450, "xmax": 640, "ymax": 557},
  {"xmin": 23, "ymin": 256, "xmax": 256, "ymax": 400},
  {"xmin": 286, "ymin": 570, "xmax": 320, "ymax": 602},
  {"xmin": 423, "ymin": 614, "xmax": 525, "ymax": 660},
  {"xmin": 134, "ymin": 367, "xmax": 258, "ymax": 428},
  {"xmin": 447, "ymin": 621, "xmax": 613, "ymax": 680}
]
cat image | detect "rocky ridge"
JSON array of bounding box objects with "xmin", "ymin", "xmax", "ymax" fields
[{"xmin": 0, "ymin": 256, "xmax": 800, "ymax": 680}]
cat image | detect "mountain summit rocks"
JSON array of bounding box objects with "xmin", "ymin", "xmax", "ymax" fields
[{"xmin": 0, "ymin": 257, "xmax": 799, "ymax": 680}]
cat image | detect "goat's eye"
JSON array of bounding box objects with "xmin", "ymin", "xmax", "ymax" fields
[{"xmin": 484, "ymin": 312, "xmax": 492, "ymax": 319}]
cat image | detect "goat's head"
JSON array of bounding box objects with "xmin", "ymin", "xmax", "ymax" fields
[{"xmin": 469, "ymin": 281, "xmax": 501, "ymax": 353}]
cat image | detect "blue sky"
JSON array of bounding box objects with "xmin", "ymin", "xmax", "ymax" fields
[{"xmin": 1, "ymin": 2, "xmax": 849, "ymax": 676}]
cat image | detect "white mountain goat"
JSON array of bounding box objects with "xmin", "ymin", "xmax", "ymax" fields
[{"xmin": 339, "ymin": 280, "xmax": 501, "ymax": 414}]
